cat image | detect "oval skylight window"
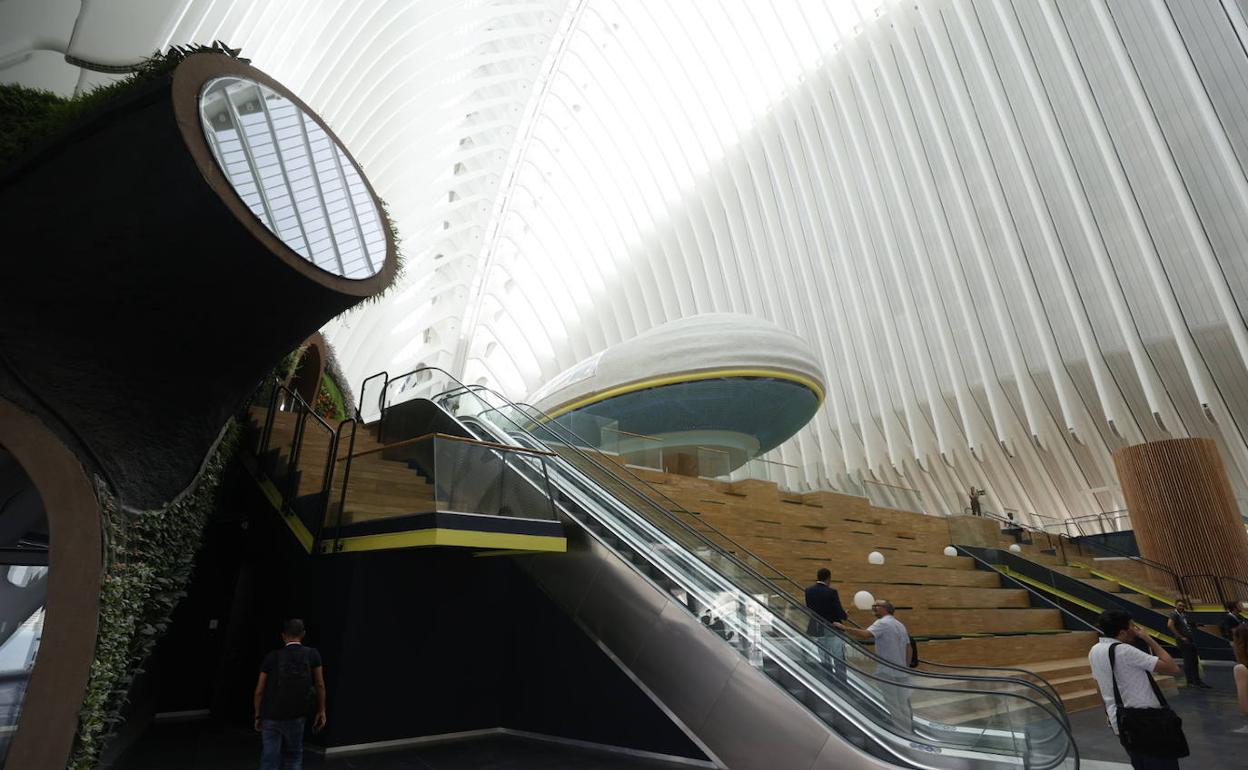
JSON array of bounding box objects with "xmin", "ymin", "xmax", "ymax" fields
[{"xmin": 199, "ymin": 76, "xmax": 385, "ymax": 279}]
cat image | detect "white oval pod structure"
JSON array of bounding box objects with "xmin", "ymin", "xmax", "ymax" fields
[{"xmin": 529, "ymin": 314, "xmax": 824, "ymax": 476}]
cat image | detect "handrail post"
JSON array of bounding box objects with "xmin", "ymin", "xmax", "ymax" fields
[
  {"xmin": 312, "ymin": 428, "xmax": 338, "ymax": 556},
  {"xmin": 498, "ymin": 449, "xmax": 507, "ymax": 517},
  {"xmin": 331, "ymin": 418, "xmax": 358, "ymax": 553},
  {"xmin": 259, "ymin": 377, "xmax": 280, "ymax": 460},
  {"xmin": 284, "ymin": 400, "xmax": 307, "ymax": 506},
  {"xmin": 540, "ymin": 457, "xmax": 556, "ymax": 519}
]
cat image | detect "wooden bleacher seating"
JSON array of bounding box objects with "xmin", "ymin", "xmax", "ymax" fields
[
  {"xmin": 255, "ymin": 409, "xmax": 1168, "ymax": 713},
  {"xmin": 619, "ymin": 466, "xmax": 1139, "ymax": 713}
]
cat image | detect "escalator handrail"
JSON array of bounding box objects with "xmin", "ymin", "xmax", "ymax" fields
[
  {"xmin": 498, "ymin": 393, "xmax": 1068, "ymax": 709},
  {"xmin": 429, "ymin": 379, "xmax": 1071, "ymax": 720},
  {"xmin": 494, "ymin": 402, "xmax": 1069, "ymax": 704},
  {"xmin": 524, "ymin": 429, "xmax": 1075, "ymax": 770}
]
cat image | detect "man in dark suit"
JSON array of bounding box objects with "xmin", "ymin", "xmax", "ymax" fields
[{"xmin": 806, "ymin": 568, "xmax": 849, "ymax": 682}]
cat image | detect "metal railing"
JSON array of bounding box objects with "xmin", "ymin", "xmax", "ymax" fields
[
  {"xmin": 249, "ymin": 369, "xmax": 1076, "ymax": 738},
  {"xmin": 952, "ymin": 506, "xmax": 1248, "ymax": 612},
  {"xmin": 1039, "ymin": 510, "xmax": 1132, "ymax": 538},
  {"xmin": 255, "ymin": 381, "xmax": 340, "ymax": 552},
  {"xmin": 1180, "ymin": 574, "xmax": 1248, "ymax": 609},
  {"xmin": 428, "ymin": 380, "xmax": 1072, "ymax": 720}
]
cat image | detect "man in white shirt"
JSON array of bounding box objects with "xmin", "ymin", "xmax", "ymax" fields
[
  {"xmin": 1088, "ymin": 610, "xmax": 1182, "ymax": 770},
  {"xmin": 835, "ymin": 600, "xmax": 914, "ymax": 730}
]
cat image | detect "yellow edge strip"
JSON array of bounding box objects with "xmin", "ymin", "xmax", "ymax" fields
[
  {"xmin": 1001, "ymin": 567, "xmax": 1176, "ymax": 645},
  {"xmin": 326, "ymin": 528, "xmax": 567, "ymax": 554},
  {"xmin": 543, "ymin": 368, "xmax": 826, "ymax": 420},
  {"xmin": 247, "ymin": 464, "xmax": 314, "ymax": 554},
  {"xmin": 1070, "ymin": 562, "xmax": 1219, "ymax": 612},
  {"xmin": 1072, "ymin": 562, "xmax": 1173, "ymax": 605}
]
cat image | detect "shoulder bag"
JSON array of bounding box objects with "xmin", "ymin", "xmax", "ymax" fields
[{"xmin": 1108, "ymin": 642, "xmax": 1190, "ymax": 758}]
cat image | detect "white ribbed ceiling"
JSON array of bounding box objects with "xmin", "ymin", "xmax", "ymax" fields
[{"xmin": 7, "ymin": 0, "xmax": 1248, "ymax": 527}]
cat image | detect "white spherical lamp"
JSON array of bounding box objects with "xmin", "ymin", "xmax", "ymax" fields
[
  {"xmin": 943, "ymin": 546, "xmax": 958, "ymax": 557},
  {"xmin": 1008, "ymin": 543, "xmax": 1022, "ymax": 553},
  {"xmin": 853, "ymin": 590, "xmax": 875, "ymax": 610},
  {"xmin": 867, "ymin": 551, "xmax": 885, "ymax": 565}
]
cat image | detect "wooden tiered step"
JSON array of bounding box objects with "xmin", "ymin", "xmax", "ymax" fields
[
  {"xmin": 626, "ymin": 468, "xmax": 1107, "ymax": 712},
  {"xmin": 253, "ymin": 408, "xmax": 437, "ymax": 525},
  {"xmin": 977, "ymin": 533, "xmax": 1168, "ymax": 611}
]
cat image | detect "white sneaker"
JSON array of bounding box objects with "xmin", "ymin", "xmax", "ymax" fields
[{"xmin": 1232, "ymin": 725, "xmax": 1248, "ymax": 734}]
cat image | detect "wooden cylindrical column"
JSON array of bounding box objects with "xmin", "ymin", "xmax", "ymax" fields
[{"xmin": 1113, "ymin": 438, "xmax": 1248, "ymax": 602}]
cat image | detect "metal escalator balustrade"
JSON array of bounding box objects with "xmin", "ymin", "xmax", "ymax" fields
[
  {"xmin": 487, "ymin": 395, "xmax": 1069, "ymax": 714},
  {"xmin": 370, "ymin": 371, "xmax": 1081, "ymax": 770},
  {"xmin": 479, "ymin": 397, "xmax": 1068, "ymax": 710}
]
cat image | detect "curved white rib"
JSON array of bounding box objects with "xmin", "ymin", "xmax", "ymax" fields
[{"xmin": 5, "ymin": 0, "xmax": 1248, "ymax": 526}]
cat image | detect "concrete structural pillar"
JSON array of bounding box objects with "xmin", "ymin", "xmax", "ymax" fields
[{"xmin": 1113, "ymin": 438, "xmax": 1248, "ymax": 603}]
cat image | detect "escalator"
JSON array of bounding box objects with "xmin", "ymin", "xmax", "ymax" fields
[{"xmin": 374, "ymin": 377, "xmax": 1080, "ymax": 770}]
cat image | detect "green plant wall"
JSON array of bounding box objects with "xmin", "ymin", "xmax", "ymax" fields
[{"xmin": 68, "ymin": 422, "xmax": 240, "ymax": 769}]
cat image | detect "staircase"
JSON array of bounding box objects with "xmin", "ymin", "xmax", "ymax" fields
[
  {"xmin": 613, "ymin": 466, "xmax": 1107, "ymax": 713},
  {"xmin": 252, "ymin": 406, "xmax": 435, "ymax": 526}
]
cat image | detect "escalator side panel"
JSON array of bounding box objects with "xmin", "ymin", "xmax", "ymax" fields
[
  {"xmin": 520, "ymin": 541, "xmax": 894, "ymax": 770},
  {"xmin": 630, "ymin": 601, "xmax": 754, "ymax": 733},
  {"xmin": 574, "ymin": 541, "xmax": 670, "ymax": 667},
  {"xmin": 520, "ymin": 526, "xmax": 600, "ymax": 617},
  {"xmin": 702, "ymin": 659, "xmax": 838, "ymax": 770}
]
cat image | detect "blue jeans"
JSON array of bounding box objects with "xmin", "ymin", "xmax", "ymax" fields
[
  {"xmin": 815, "ymin": 634, "xmax": 848, "ymax": 685},
  {"xmin": 260, "ymin": 717, "xmax": 305, "ymax": 770}
]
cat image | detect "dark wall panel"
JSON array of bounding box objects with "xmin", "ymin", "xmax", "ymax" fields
[{"xmin": 147, "ymin": 472, "xmax": 705, "ymax": 761}]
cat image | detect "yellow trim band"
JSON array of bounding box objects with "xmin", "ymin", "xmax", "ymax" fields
[
  {"xmin": 544, "ymin": 368, "xmax": 826, "ymax": 420},
  {"xmin": 247, "ymin": 464, "xmax": 314, "ymax": 554},
  {"xmin": 244, "ymin": 454, "xmax": 565, "ymax": 557},
  {"xmin": 1000, "ymin": 567, "xmax": 1176, "ymax": 645},
  {"xmin": 323, "ymin": 528, "xmax": 567, "ymax": 554},
  {"xmin": 1071, "ymin": 562, "xmax": 1221, "ymax": 613}
]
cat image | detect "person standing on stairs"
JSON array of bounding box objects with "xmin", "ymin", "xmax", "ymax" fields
[
  {"xmin": 805, "ymin": 568, "xmax": 849, "ymax": 682},
  {"xmin": 1167, "ymin": 600, "xmax": 1210, "ymax": 689}
]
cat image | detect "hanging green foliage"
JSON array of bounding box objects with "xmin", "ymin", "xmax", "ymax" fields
[{"xmin": 68, "ymin": 422, "xmax": 240, "ymax": 770}]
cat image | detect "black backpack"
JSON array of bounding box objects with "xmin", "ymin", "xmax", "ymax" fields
[{"xmin": 267, "ymin": 646, "xmax": 316, "ymax": 719}]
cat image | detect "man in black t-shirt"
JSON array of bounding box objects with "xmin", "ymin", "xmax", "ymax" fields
[{"xmin": 253, "ymin": 619, "xmax": 327, "ymax": 770}]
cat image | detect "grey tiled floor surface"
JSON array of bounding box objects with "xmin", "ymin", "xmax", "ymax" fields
[
  {"xmin": 116, "ymin": 727, "xmax": 692, "ymax": 770},
  {"xmin": 1067, "ymin": 663, "xmax": 1246, "ymax": 769}
]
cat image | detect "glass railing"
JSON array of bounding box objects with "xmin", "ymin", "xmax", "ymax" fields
[
  {"xmin": 862, "ymin": 479, "xmax": 926, "ymax": 514},
  {"xmin": 426, "ymin": 382, "xmax": 1076, "ymax": 770},
  {"xmin": 326, "ymin": 433, "xmax": 557, "ymax": 536},
  {"xmin": 1038, "ymin": 510, "xmax": 1132, "ymax": 537}
]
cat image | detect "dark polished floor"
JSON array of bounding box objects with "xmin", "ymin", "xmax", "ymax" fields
[
  {"xmin": 115, "ymin": 722, "xmax": 698, "ymax": 770},
  {"xmin": 1068, "ymin": 663, "xmax": 1245, "ymax": 768}
]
